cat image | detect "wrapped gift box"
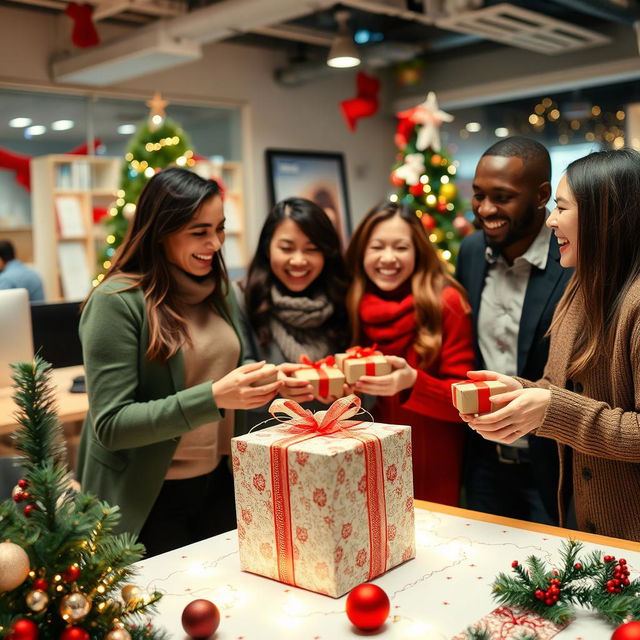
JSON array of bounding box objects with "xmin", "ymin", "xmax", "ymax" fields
[
  {"xmin": 452, "ymin": 605, "xmax": 570, "ymax": 640},
  {"xmin": 250, "ymin": 363, "xmax": 278, "ymax": 387},
  {"xmin": 231, "ymin": 397, "xmax": 416, "ymax": 597},
  {"xmin": 451, "ymin": 380, "xmax": 509, "ymax": 414},
  {"xmin": 292, "ymin": 356, "xmax": 345, "ymax": 397},
  {"xmin": 335, "ymin": 346, "xmax": 391, "ymax": 384}
]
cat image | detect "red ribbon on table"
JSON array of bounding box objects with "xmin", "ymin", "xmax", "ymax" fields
[
  {"xmin": 452, "ymin": 380, "xmax": 492, "ymax": 413},
  {"xmin": 266, "ymin": 395, "xmax": 388, "ymax": 587},
  {"xmin": 495, "ymin": 606, "xmax": 546, "ymax": 639},
  {"xmin": 344, "ymin": 345, "xmax": 382, "ymax": 376},
  {"xmin": 299, "ymin": 355, "xmax": 337, "ymax": 397}
]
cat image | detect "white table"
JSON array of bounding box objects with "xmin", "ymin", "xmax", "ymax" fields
[{"xmin": 132, "ymin": 501, "xmax": 640, "ymax": 639}]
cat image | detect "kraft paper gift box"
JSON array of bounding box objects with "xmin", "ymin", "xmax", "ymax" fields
[
  {"xmin": 335, "ymin": 346, "xmax": 392, "ymax": 384},
  {"xmin": 451, "ymin": 380, "xmax": 509, "ymax": 414},
  {"xmin": 250, "ymin": 363, "xmax": 278, "ymax": 387},
  {"xmin": 292, "ymin": 355, "xmax": 346, "ymax": 397},
  {"xmin": 231, "ymin": 395, "xmax": 416, "ymax": 598}
]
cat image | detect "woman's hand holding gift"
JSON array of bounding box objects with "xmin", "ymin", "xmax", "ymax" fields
[
  {"xmin": 277, "ymin": 362, "xmax": 315, "ymax": 403},
  {"xmin": 458, "ymin": 369, "xmax": 549, "ymax": 444},
  {"xmin": 212, "ymin": 361, "xmax": 283, "ymax": 409},
  {"xmin": 354, "ymin": 355, "xmax": 417, "ymax": 396}
]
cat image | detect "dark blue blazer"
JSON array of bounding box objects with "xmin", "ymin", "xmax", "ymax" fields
[{"xmin": 456, "ymin": 230, "xmax": 574, "ymax": 522}]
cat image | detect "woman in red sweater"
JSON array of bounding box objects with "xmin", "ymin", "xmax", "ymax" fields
[{"xmin": 346, "ymin": 201, "xmax": 474, "ymax": 505}]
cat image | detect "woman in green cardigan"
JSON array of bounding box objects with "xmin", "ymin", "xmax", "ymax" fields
[{"xmin": 77, "ymin": 167, "xmax": 280, "ymax": 557}]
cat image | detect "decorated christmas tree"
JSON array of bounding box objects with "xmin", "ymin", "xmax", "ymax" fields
[
  {"xmin": 0, "ymin": 357, "xmax": 166, "ymax": 640},
  {"xmin": 390, "ymin": 91, "xmax": 473, "ymax": 265},
  {"xmin": 95, "ymin": 93, "xmax": 194, "ymax": 283}
]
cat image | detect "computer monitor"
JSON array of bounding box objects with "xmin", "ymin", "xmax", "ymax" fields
[
  {"xmin": 30, "ymin": 301, "xmax": 83, "ymax": 369},
  {"xmin": 0, "ymin": 289, "xmax": 34, "ymax": 388}
]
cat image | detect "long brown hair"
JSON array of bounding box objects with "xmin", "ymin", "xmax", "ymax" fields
[
  {"xmin": 551, "ymin": 149, "xmax": 640, "ymax": 379},
  {"xmin": 346, "ymin": 201, "xmax": 469, "ymax": 367},
  {"xmin": 87, "ymin": 167, "xmax": 226, "ymax": 363}
]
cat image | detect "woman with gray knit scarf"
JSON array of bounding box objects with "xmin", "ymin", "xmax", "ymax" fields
[{"xmin": 234, "ymin": 197, "xmax": 350, "ymax": 428}]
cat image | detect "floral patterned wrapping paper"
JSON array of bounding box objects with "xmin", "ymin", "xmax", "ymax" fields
[
  {"xmin": 452, "ymin": 605, "xmax": 571, "ymax": 640},
  {"xmin": 231, "ymin": 421, "xmax": 415, "ymax": 597}
]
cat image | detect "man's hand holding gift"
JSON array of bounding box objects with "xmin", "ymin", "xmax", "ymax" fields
[{"xmin": 354, "ymin": 355, "xmax": 417, "ymax": 396}]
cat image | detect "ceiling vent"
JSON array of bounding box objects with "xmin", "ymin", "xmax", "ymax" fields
[{"xmin": 436, "ymin": 2, "xmax": 611, "ymax": 54}]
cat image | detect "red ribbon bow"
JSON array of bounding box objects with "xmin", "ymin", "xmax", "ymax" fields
[
  {"xmin": 268, "ymin": 395, "xmax": 362, "ymax": 435},
  {"xmin": 345, "ymin": 345, "xmax": 381, "ymax": 360},
  {"xmin": 299, "ymin": 354, "xmax": 336, "ymax": 368}
]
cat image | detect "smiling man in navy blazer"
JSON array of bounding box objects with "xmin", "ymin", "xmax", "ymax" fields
[{"xmin": 456, "ymin": 137, "xmax": 573, "ymax": 525}]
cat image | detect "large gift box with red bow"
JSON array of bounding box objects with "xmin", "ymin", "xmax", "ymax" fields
[
  {"xmin": 231, "ymin": 396, "xmax": 415, "ymax": 597},
  {"xmin": 334, "ymin": 346, "xmax": 391, "ymax": 384},
  {"xmin": 451, "ymin": 380, "xmax": 509, "ymax": 414}
]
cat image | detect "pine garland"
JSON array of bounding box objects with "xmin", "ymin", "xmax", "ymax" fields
[
  {"xmin": 0, "ymin": 357, "xmax": 165, "ymax": 640},
  {"xmin": 492, "ymin": 539, "xmax": 640, "ymax": 626}
]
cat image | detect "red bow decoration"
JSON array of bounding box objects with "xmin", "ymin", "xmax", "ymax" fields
[
  {"xmin": 299, "ymin": 354, "xmax": 336, "ymax": 369},
  {"xmin": 268, "ymin": 394, "xmax": 362, "ymax": 435},
  {"xmin": 65, "ymin": 2, "xmax": 100, "ymax": 48},
  {"xmin": 344, "ymin": 344, "xmax": 381, "ymax": 360},
  {"xmin": 340, "ymin": 72, "xmax": 380, "ymax": 132}
]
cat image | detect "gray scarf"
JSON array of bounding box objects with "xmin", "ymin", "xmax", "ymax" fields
[{"xmin": 270, "ymin": 285, "xmax": 334, "ymax": 362}]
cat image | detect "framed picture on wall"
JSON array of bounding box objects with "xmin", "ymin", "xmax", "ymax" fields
[{"xmin": 266, "ymin": 149, "xmax": 352, "ymax": 246}]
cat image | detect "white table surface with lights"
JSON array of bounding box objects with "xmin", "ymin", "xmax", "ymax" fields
[{"xmin": 131, "ymin": 500, "xmax": 640, "ymax": 640}]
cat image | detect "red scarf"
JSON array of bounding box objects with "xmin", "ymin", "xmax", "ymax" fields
[{"xmin": 359, "ymin": 289, "xmax": 416, "ymax": 356}]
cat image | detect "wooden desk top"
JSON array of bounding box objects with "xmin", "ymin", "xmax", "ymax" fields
[{"xmin": 0, "ymin": 365, "xmax": 87, "ymax": 435}]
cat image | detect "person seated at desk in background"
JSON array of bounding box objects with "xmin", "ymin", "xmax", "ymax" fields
[{"xmin": 0, "ymin": 240, "xmax": 44, "ymax": 302}]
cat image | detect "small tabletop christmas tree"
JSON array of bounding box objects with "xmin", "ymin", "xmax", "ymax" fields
[
  {"xmin": 0, "ymin": 357, "xmax": 166, "ymax": 640},
  {"xmin": 390, "ymin": 91, "xmax": 473, "ymax": 265},
  {"xmin": 95, "ymin": 92, "xmax": 194, "ymax": 283}
]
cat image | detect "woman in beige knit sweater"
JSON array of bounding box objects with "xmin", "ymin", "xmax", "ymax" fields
[{"xmin": 460, "ymin": 148, "xmax": 640, "ymax": 541}]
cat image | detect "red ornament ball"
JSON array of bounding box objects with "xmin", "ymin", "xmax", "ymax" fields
[
  {"xmin": 33, "ymin": 578, "xmax": 48, "ymax": 591},
  {"xmin": 10, "ymin": 619, "xmax": 39, "ymax": 640},
  {"xmin": 63, "ymin": 565, "xmax": 81, "ymax": 582},
  {"xmin": 18, "ymin": 479, "xmax": 28, "ymax": 489},
  {"xmin": 23, "ymin": 504, "xmax": 35, "ymax": 517},
  {"xmin": 59, "ymin": 628, "xmax": 89, "ymax": 640},
  {"xmin": 421, "ymin": 214, "xmax": 436, "ymax": 231},
  {"xmin": 345, "ymin": 583, "xmax": 390, "ymax": 631},
  {"xmin": 612, "ymin": 622, "xmax": 640, "ymax": 640},
  {"xmin": 390, "ymin": 172, "xmax": 404, "ymax": 187},
  {"xmin": 409, "ymin": 183, "xmax": 424, "ymax": 197},
  {"xmin": 181, "ymin": 599, "xmax": 220, "ymax": 638}
]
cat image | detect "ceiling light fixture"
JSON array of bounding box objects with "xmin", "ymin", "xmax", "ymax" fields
[
  {"xmin": 24, "ymin": 125, "xmax": 46, "ymax": 137},
  {"xmin": 465, "ymin": 122, "xmax": 482, "ymax": 133},
  {"xmin": 9, "ymin": 117, "xmax": 32, "ymax": 128},
  {"xmin": 117, "ymin": 124, "xmax": 137, "ymax": 135},
  {"xmin": 51, "ymin": 120, "xmax": 75, "ymax": 131},
  {"xmin": 327, "ymin": 10, "xmax": 360, "ymax": 68},
  {"xmin": 495, "ymin": 127, "xmax": 509, "ymax": 137}
]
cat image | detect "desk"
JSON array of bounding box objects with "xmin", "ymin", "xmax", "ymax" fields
[
  {"xmin": 0, "ymin": 365, "xmax": 87, "ymax": 436},
  {"xmin": 132, "ymin": 501, "xmax": 640, "ymax": 639}
]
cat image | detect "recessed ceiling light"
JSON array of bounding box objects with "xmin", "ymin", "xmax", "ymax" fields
[
  {"xmin": 495, "ymin": 127, "xmax": 509, "ymax": 137},
  {"xmin": 51, "ymin": 120, "xmax": 74, "ymax": 131},
  {"xmin": 25, "ymin": 125, "xmax": 46, "ymax": 136},
  {"xmin": 117, "ymin": 124, "xmax": 136, "ymax": 134},
  {"xmin": 465, "ymin": 122, "xmax": 482, "ymax": 133},
  {"xmin": 9, "ymin": 117, "xmax": 32, "ymax": 128}
]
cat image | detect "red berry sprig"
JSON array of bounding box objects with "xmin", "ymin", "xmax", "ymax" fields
[{"xmin": 606, "ymin": 558, "xmax": 630, "ymax": 594}]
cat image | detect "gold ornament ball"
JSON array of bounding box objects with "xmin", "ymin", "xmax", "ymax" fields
[
  {"xmin": 59, "ymin": 592, "xmax": 91, "ymax": 621},
  {"xmin": 439, "ymin": 183, "xmax": 458, "ymax": 201},
  {"xmin": 121, "ymin": 585, "xmax": 143, "ymax": 604},
  {"xmin": 26, "ymin": 589, "xmax": 49, "ymax": 612},
  {"xmin": 0, "ymin": 541, "xmax": 31, "ymax": 592},
  {"xmin": 105, "ymin": 628, "xmax": 131, "ymax": 640}
]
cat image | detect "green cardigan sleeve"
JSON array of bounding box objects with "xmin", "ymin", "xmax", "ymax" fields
[{"xmin": 80, "ymin": 283, "xmax": 222, "ymax": 452}]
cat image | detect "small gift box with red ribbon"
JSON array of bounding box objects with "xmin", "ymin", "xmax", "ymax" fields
[
  {"xmin": 292, "ymin": 355, "xmax": 346, "ymax": 397},
  {"xmin": 452, "ymin": 605, "xmax": 570, "ymax": 640},
  {"xmin": 335, "ymin": 345, "xmax": 391, "ymax": 384},
  {"xmin": 231, "ymin": 395, "xmax": 415, "ymax": 597},
  {"xmin": 451, "ymin": 380, "xmax": 509, "ymax": 414}
]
